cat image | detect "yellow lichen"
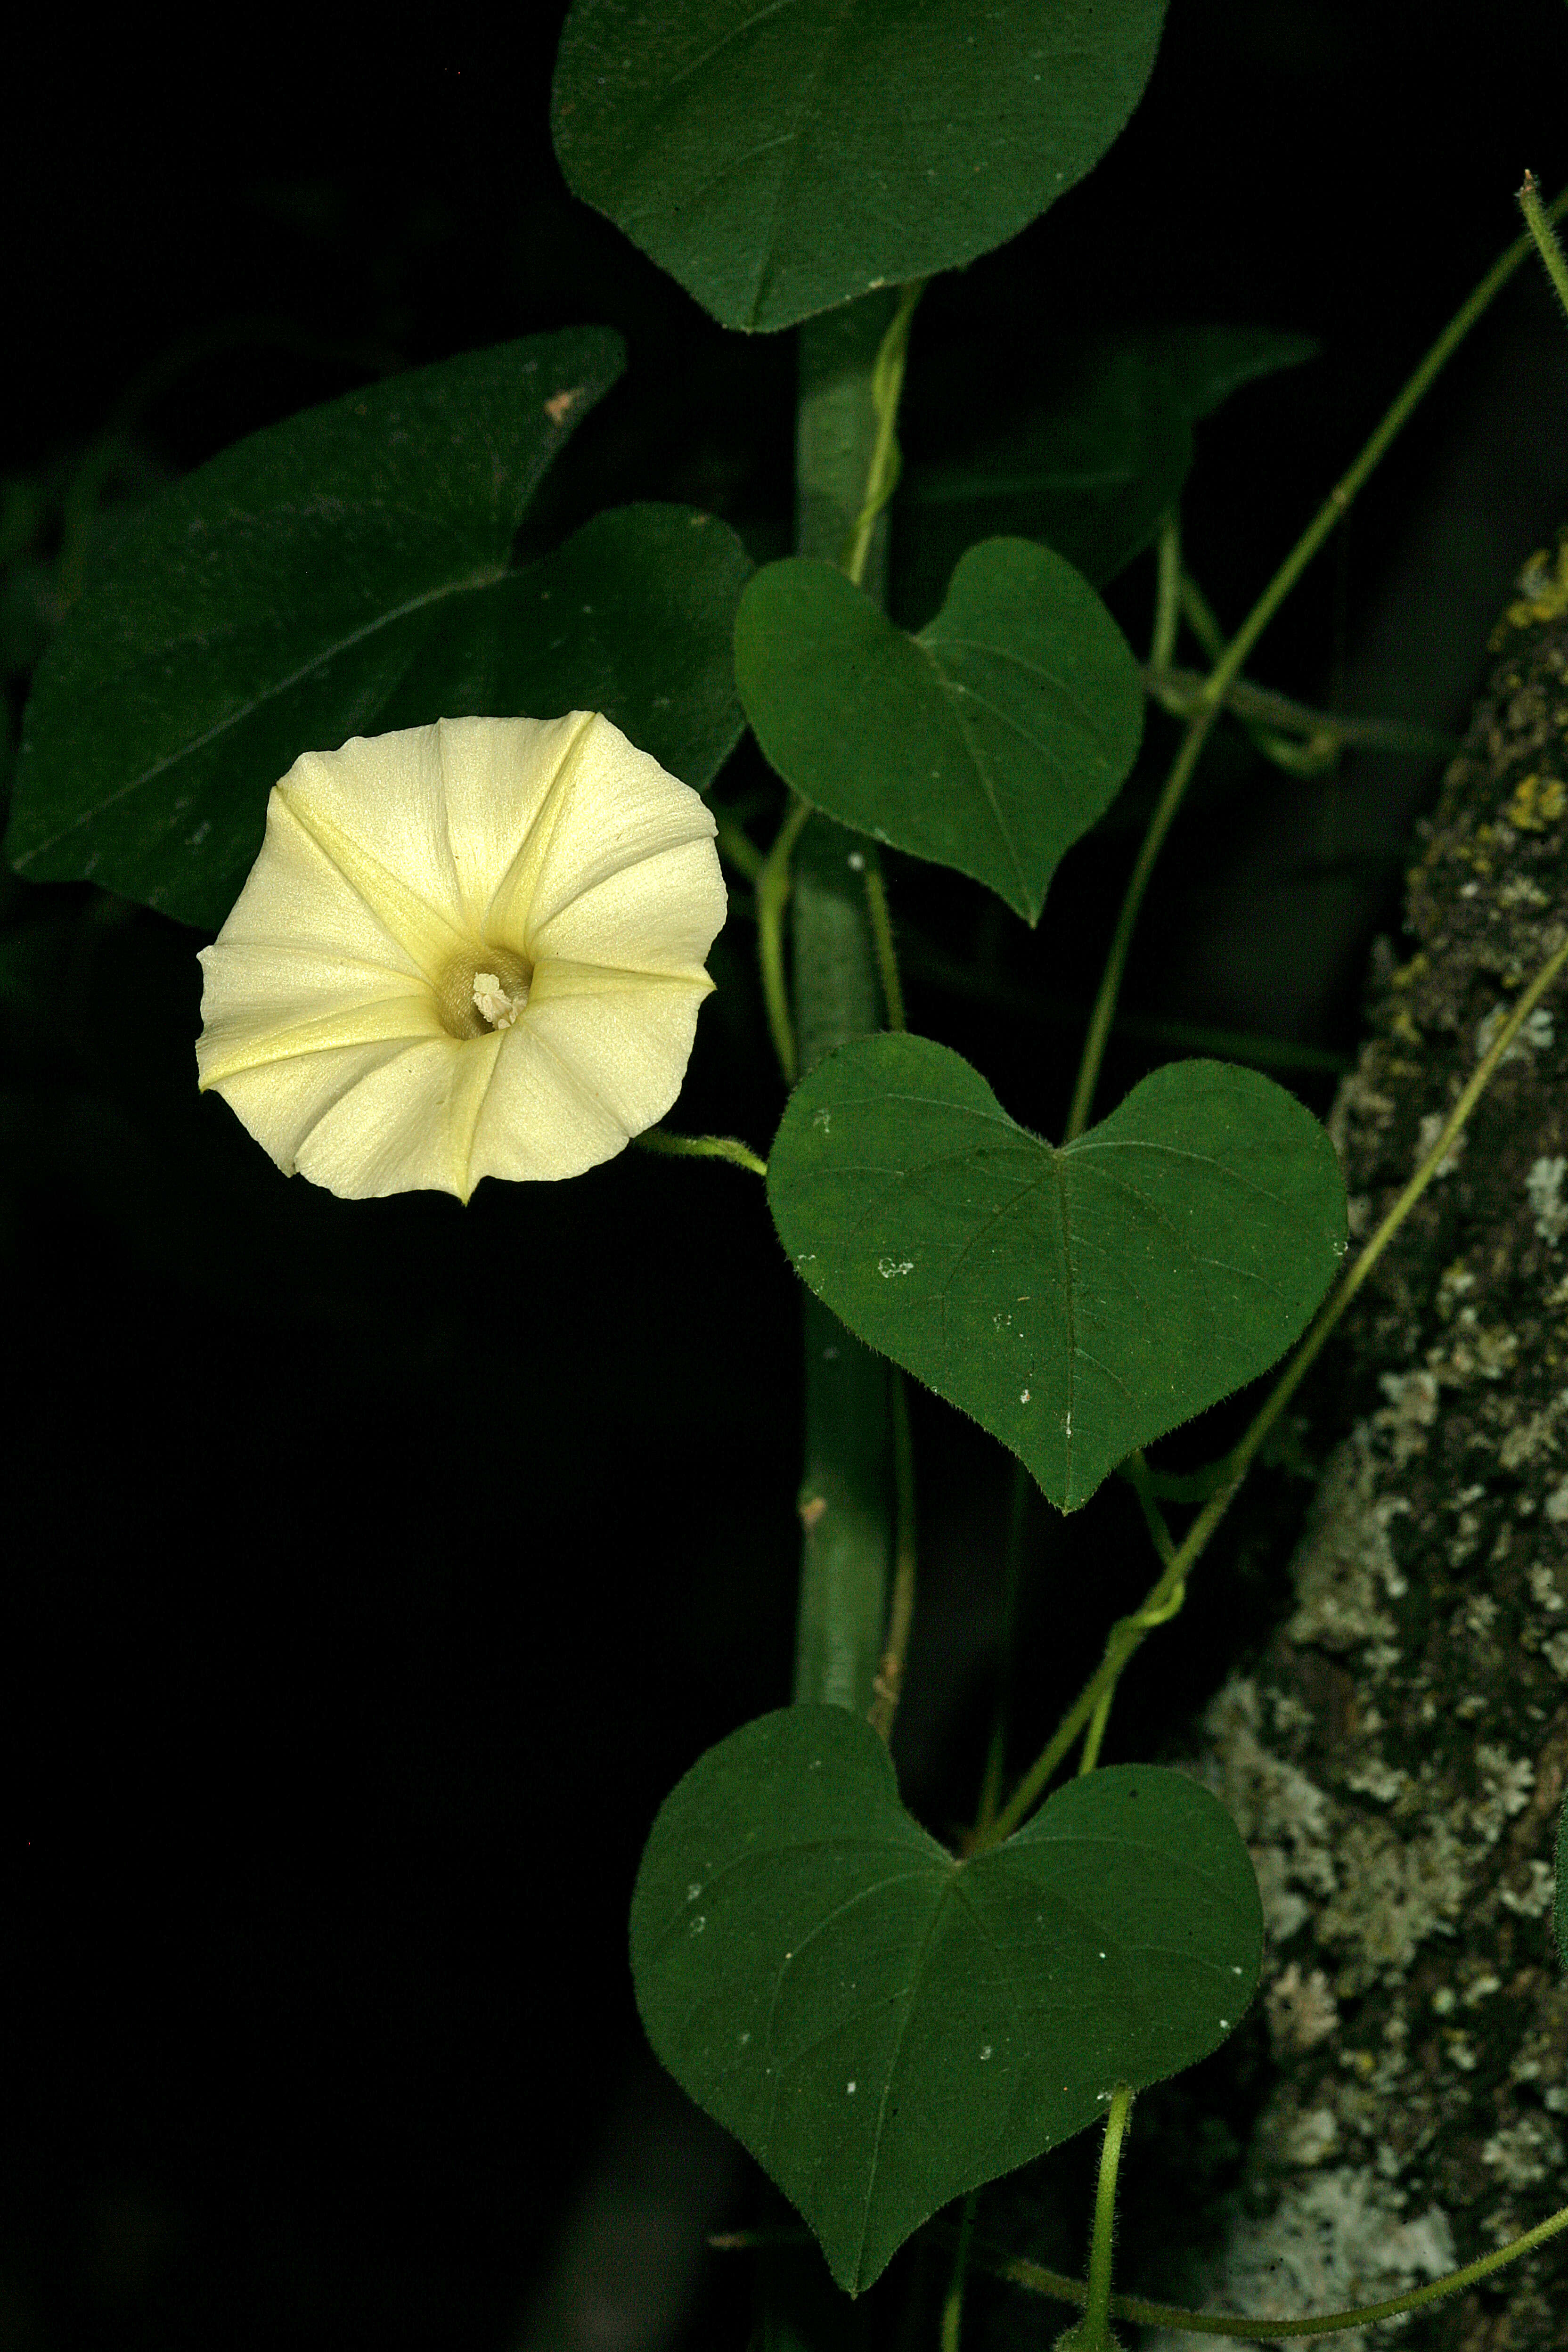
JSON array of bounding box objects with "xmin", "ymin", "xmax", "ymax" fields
[
  {"xmin": 1504, "ymin": 772, "xmax": 1568, "ymax": 832},
  {"xmin": 1504, "ymin": 539, "xmax": 1568, "ymax": 634}
]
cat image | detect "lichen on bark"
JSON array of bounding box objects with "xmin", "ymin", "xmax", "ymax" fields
[{"xmin": 1158, "ymin": 536, "xmax": 1568, "ymax": 2351}]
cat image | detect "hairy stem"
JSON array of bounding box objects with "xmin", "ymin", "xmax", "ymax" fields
[
  {"xmin": 635, "ymin": 1130, "xmax": 767, "ymax": 1176},
  {"xmin": 1519, "ymin": 169, "xmax": 1568, "ymax": 324}
]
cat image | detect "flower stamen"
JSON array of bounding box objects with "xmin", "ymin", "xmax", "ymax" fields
[
  {"xmin": 473, "ymin": 971, "xmax": 527, "ymax": 1030},
  {"xmin": 434, "ymin": 944, "xmax": 534, "ymax": 1039}
]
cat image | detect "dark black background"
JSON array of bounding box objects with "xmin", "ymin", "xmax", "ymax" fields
[{"xmin": 7, "ymin": 5, "xmax": 1568, "ymax": 2347}]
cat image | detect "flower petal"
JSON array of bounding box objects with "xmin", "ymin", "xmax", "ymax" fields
[
  {"xmin": 292, "ymin": 1034, "xmax": 506, "ymax": 1201},
  {"xmin": 272, "ymin": 792, "xmax": 470, "ymax": 985},
  {"xmin": 196, "ymin": 944, "xmax": 441, "ymax": 1088},
  {"xmin": 528, "ymin": 836, "xmax": 726, "ymax": 975},
  {"xmin": 466, "ymin": 1020, "xmax": 635, "ymax": 1185},
  {"xmin": 205, "ymin": 1037, "xmax": 433, "ymax": 1180},
  {"xmin": 466, "ymin": 971, "xmax": 713, "ymax": 1188},
  {"xmin": 214, "ymin": 771, "xmax": 470, "ymax": 989},
  {"xmin": 435, "ymin": 711, "xmax": 598, "ymax": 937},
  {"xmin": 490, "ymin": 712, "xmax": 721, "ymax": 951}
]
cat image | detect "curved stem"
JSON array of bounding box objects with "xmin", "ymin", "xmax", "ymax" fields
[
  {"xmin": 867, "ymin": 1372, "xmax": 917, "ymax": 1741},
  {"xmin": 756, "ymin": 796, "xmax": 813, "ymax": 1085},
  {"xmin": 988, "ymin": 924, "xmax": 1568, "ymax": 1844},
  {"xmin": 1142, "ymin": 659, "xmax": 1457, "ymax": 761},
  {"xmin": 634, "ymin": 1129, "xmax": 768, "ymax": 1177},
  {"xmin": 939, "ymin": 2189, "xmax": 978, "ymax": 2352},
  {"xmin": 1075, "ymin": 2085, "xmax": 1134, "ymax": 2350},
  {"xmin": 841, "ymin": 279, "xmax": 923, "ymax": 589},
  {"xmin": 1066, "ymin": 710, "xmax": 1216, "ymax": 1140},
  {"xmin": 985, "ymin": 2185, "xmax": 1568, "ymax": 2336},
  {"xmin": 860, "ymin": 854, "xmax": 906, "ymax": 1031},
  {"xmin": 713, "ymin": 809, "xmax": 765, "ymax": 885},
  {"xmin": 1066, "ymin": 179, "xmax": 1568, "ymax": 1141},
  {"xmin": 1519, "ymin": 170, "xmax": 1568, "ymax": 325},
  {"xmin": 1148, "ymin": 511, "xmax": 1181, "ymax": 671}
]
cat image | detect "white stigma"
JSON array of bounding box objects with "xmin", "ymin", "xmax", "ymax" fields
[{"xmin": 473, "ymin": 971, "xmax": 527, "ymax": 1030}]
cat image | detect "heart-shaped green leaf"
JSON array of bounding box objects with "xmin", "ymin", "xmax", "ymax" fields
[
  {"xmin": 735, "ymin": 540, "xmax": 1143, "ymax": 923},
  {"xmin": 768, "ymin": 1035, "xmax": 1347, "ymax": 1510},
  {"xmin": 8, "ymin": 334, "xmax": 752, "ymax": 930},
  {"xmin": 552, "ymin": 0, "xmax": 1168, "ymax": 335},
  {"xmin": 632, "ymin": 1706, "xmax": 1262, "ymax": 2293}
]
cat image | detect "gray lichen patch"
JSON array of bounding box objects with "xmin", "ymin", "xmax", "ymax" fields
[
  {"xmin": 1180, "ymin": 544, "xmax": 1568, "ymax": 2348},
  {"xmin": 1139, "ymin": 2166, "xmax": 1456, "ymax": 2352},
  {"xmin": 1285, "ymin": 1427, "xmax": 1409, "ymax": 1653},
  {"xmin": 1316, "ymin": 1814, "xmax": 1468, "ymax": 1991}
]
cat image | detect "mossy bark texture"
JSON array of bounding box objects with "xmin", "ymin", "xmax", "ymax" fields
[{"xmin": 1177, "ymin": 539, "xmax": 1568, "ymax": 2350}]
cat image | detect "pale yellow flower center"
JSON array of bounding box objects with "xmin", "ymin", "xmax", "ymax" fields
[{"xmin": 435, "ymin": 946, "xmax": 534, "ymax": 1040}]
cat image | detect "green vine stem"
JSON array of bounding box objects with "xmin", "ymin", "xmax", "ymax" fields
[
  {"xmin": 1519, "ymin": 169, "xmax": 1568, "ymax": 323},
  {"xmin": 1142, "ymin": 659, "xmax": 1456, "ymax": 764},
  {"xmin": 939, "ymin": 2188, "xmax": 979, "ymax": 2352},
  {"xmin": 985, "ymin": 921, "xmax": 1568, "ymax": 1842},
  {"xmin": 713, "ymin": 808, "xmax": 765, "ymax": 885},
  {"xmin": 1148, "ymin": 511, "xmax": 1181, "ymax": 672},
  {"xmin": 1054, "ymin": 2085, "xmax": 1135, "ymax": 2352},
  {"xmin": 756, "ymin": 796, "xmax": 813, "ymax": 1084},
  {"xmin": 840, "ymin": 278, "xmax": 923, "ymax": 588},
  {"xmin": 634, "ymin": 1129, "xmax": 768, "ymax": 1176},
  {"xmin": 1065, "ymin": 179, "xmax": 1568, "ymax": 1143},
  {"xmin": 789, "ymin": 289, "xmax": 915, "ymax": 1715},
  {"xmin": 867, "ymin": 1370, "xmax": 916, "ymax": 1741},
  {"xmin": 858, "ymin": 850, "xmax": 906, "ymax": 1032},
  {"xmin": 984, "ymin": 2187, "xmax": 1568, "ymax": 2337}
]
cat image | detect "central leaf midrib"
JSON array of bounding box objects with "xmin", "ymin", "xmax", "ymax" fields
[
  {"xmin": 1051, "ymin": 1148, "xmax": 1078, "ymax": 1483},
  {"xmin": 912, "ymin": 635, "xmax": 1030, "ymax": 898},
  {"xmin": 856, "ymin": 1862, "xmax": 964, "ymax": 2281},
  {"xmin": 719, "ymin": 0, "xmax": 862, "ymax": 327}
]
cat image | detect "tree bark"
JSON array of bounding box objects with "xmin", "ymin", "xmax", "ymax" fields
[{"xmin": 1158, "ymin": 537, "xmax": 1568, "ymax": 2350}]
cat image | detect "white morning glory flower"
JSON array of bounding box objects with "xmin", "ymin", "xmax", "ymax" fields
[{"xmin": 196, "ymin": 713, "xmax": 726, "ymax": 1201}]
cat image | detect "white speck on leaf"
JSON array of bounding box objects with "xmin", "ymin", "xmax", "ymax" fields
[
  {"xmin": 847, "ymin": 2081, "xmax": 857, "ymax": 2095},
  {"xmin": 878, "ymin": 1257, "xmax": 915, "ymax": 1279}
]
